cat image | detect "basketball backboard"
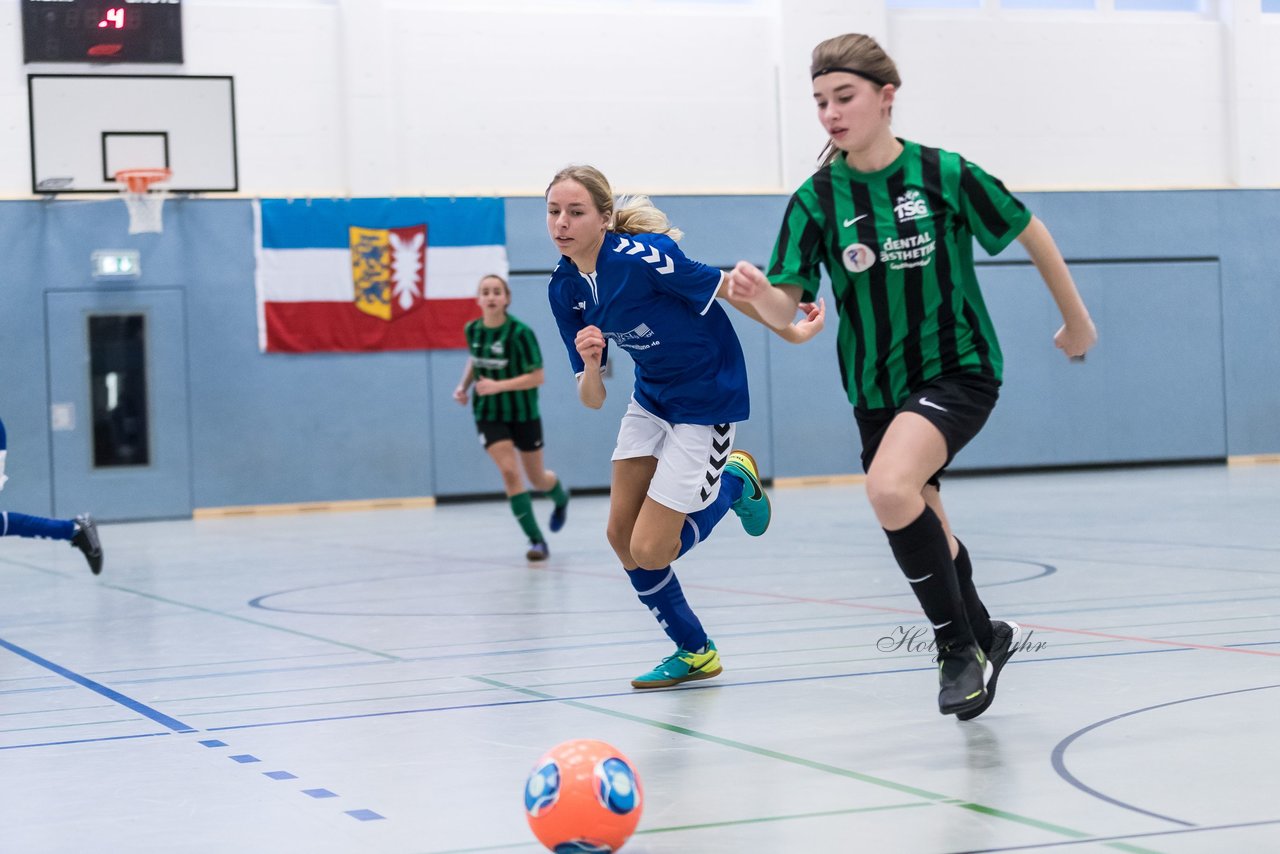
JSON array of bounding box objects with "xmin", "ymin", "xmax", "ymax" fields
[{"xmin": 28, "ymin": 74, "xmax": 238, "ymax": 194}]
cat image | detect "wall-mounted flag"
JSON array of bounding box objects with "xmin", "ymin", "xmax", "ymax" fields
[{"xmin": 254, "ymin": 197, "xmax": 505, "ymax": 352}]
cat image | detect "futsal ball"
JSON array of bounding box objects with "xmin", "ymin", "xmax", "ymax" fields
[{"xmin": 524, "ymin": 738, "xmax": 643, "ymax": 853}]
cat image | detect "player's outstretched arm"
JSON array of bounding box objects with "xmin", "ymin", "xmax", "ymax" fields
[
  {"xmin": 724, "ymin": 262, "xmax": 803, "ymax": 330},
  {"xmin": 1017, "ymin": 216, "xmax": 1097, "ymax": 360},
  {"xmin": 727, "ymin": 291, "xmax": 825, "ymax": 345},
  {"xmin": 777, "ymin": 299, "xmax": 826, "ymax": 344}
]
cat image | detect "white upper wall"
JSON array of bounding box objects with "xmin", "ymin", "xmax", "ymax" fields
[
  {"xmin": 889, "ymin": 12, "xmax": 1229, "ymax": 189},
  {"xmin": 1, "ymin": 0, "xmax": 1278, "ymax": 197},
  {"xmin": 383, "ymin": 3, "xmax": 780, "ymax": 196}
]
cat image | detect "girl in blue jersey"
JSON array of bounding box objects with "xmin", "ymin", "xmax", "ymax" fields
[
  {"xmin": 1, "ymin": 416, "xmax": 103, "ymax": 574},
  {"xmin": 545, "ymin": 164, "xmax": 822, "ymax": 689}
]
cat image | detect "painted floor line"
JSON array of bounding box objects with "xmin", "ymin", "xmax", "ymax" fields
[{"xmin": 0, "ymin": 636, "xmax": 196, "ymax": 733}]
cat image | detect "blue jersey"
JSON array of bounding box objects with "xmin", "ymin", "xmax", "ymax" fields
[{"xmin": 547, "ymin": 231, "xmax": 749, "ymax": 425}]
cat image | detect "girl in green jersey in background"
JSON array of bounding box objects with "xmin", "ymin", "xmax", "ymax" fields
[
  {"xmin": 728, "ymin": 33, "xmax": 1097, "ymax": 719},
  {"xmin": 455, "ymin": 274, "xmax": 570, "ymax": 562}
]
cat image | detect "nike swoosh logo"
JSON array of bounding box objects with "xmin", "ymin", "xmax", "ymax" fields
[
  {"xmin": 843, "ymin": 215, "xmax": 867, "ymax": 227},
  {"xmin": 919, "ymin": 397, "xmax": 948, "ymax": 412}
]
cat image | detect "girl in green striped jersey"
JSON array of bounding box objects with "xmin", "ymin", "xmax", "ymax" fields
[
  {"xmin": 727, "ymin": 33, "xmax": 1097, "ymax": 718},
  {"xmin": 454, "ymin": 275, "xmax": 569, "ymax": 561}
]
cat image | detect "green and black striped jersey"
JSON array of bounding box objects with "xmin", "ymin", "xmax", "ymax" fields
[
  {"xmin": 464, "ymin": 314, "xmax": 543, "ymax": 422},
  {"xmin": 767, "ymin": 138, "xmax": 1031, "ymax": 410}
]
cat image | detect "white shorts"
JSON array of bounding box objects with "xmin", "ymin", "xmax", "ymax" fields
[{"xmin": 611, "ymin": 399, "xmax": 736, "ymax": 513}]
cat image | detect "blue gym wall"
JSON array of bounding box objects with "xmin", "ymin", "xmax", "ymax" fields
[{"xmin": 1, "ymin": 190, "xmax": 1276, "ymax": 519}]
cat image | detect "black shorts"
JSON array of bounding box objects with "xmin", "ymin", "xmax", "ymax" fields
[
  {"xmin": 476, "ymin": 418, "xmax": 544, "ymax": 452},
  {"xmin": 854, "ymin": 372, "xmax": 1000, "ymax": 489}
]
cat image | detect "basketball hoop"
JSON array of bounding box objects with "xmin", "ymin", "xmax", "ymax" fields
[{"xmin": 113, "ymin": 168, "xmax": 172, "ymax": 235}]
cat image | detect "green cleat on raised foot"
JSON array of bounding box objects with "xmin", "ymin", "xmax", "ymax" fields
[{"xmin": 724, "ymin": 450, "xmax": 770, "ymax": 536}]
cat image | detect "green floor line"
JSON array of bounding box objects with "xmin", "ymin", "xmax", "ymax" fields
[
  {"xmin": 471, "ymin": 676, "xmax": 1162, "ymax": 854},
  {"xmin": 636, "ymin": 798, "xmax": 933, "ymax": 835},
  {"xmin": 0, "ymin": 554, "xmax": 400, "ymax": 662},
  {"xmin": 427, "ymin": 800, "xmax": 937, "ymax": 854},
  {"xmin": 99, "ymin": 583, "xmax": 402, "ymax": 661}
]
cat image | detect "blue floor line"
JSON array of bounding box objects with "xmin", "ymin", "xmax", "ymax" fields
[{"xmin": 0, "ymin": 636, "xmax": 196, "ymax": 733}]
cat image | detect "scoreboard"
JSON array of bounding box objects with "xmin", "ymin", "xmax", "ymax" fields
[{"xmin": 23, "ymin": 0, "xmax": 183, "ymax": 64}]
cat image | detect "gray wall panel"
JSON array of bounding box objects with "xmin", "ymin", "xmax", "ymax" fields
[
  {"xmin": 1215, "ymin": 191, "xmax": 1280, "ymax": 456},
  {"xmin": 1, "ymin": 190, "xmax": 1272, "ymax": 516},
  {"xmin": 767, "ymin": 295, "xmax": 862, "ymax": 480},
  {"xmin": 962, "ymin": 261, "xmax": 1226, "ymax": 469}
]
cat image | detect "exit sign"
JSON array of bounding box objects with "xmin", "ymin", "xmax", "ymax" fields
[{"xmin": 92, "ymin": 249, "xmax": 141, "ymax": 278}]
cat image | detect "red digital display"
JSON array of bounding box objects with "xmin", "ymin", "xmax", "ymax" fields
[
  {"xmin": 99, "ymin": 8, "xmax": 126, "ymax": 29},
  {"xmin": 22, "ymin": 0, "xmax": 184, "ymax": 64}
]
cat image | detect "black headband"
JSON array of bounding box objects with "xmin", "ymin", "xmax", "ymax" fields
[{"xmin": 811, "ymin": 66, "xmax": 888, "ymax": 87}]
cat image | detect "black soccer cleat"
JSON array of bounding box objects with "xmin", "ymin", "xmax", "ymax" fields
[
  {"xmin": 71, "ymin": 513, "xmax": 103, "ymax": 575},
  {"xmin": 937, "ymin": 642, "xmax": 990, "ymax": 716},
  {"xmin": 956, "ymin": 621, "xmax": 1022, "ymax": 721}
]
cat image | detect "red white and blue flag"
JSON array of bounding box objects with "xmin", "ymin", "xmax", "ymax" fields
[{"xmin": 254, "ymin": 198, "xmax": 505, "ymax": 352}]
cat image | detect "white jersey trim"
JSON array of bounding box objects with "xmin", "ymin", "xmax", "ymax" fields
[{"xmin": 699, "ymin": 270, "xmax": 724, "ymax": 317}]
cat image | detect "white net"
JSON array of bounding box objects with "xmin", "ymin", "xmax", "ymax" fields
[
  {"xmin": 115, "ymin": 170, "xmax": 171, "ymax": 235},
  {"xmin": 121, "ymin": 190, "xmax": 168, "ymax": 234}
]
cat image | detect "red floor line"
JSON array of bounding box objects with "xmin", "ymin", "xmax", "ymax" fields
[
  {"xmin": 545, "ymin": 566, "xmax": 1280, "ymax": 658},
  {"xmin": 1011, "ymin": 623, "xmax": 1280, "ymax": 657}
]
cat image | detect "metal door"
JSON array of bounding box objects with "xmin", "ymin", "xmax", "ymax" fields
[{"xmin": 46, "ymin": 289, "xmax": 192, "ymax": 521}]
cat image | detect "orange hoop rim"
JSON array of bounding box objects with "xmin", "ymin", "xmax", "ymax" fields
[{"xmin": 113, "ymin": 168, "xmax": 172, "ymax": 193}]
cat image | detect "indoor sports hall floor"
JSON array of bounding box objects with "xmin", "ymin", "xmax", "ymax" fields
[{"xmin": 2, "ymin": 463, "xmax": 1278, "ymax": 853}]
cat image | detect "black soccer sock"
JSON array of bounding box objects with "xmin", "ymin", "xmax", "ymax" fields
[
  {"xmin": 884, "ymin": 505, "xmax": 973, "ymax": 649},
  {"xmin": 953, "ymin": 539, "xmax": 993, "ymax": 651}
]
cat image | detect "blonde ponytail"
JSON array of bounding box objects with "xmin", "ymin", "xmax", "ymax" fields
[
  {"xmin": 612, "ymin": 194, "xmax": 683, "ymax": 242},
  {"xmin": 547, "ymin": 165, "xmax": 684, "ymax": 241}
]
